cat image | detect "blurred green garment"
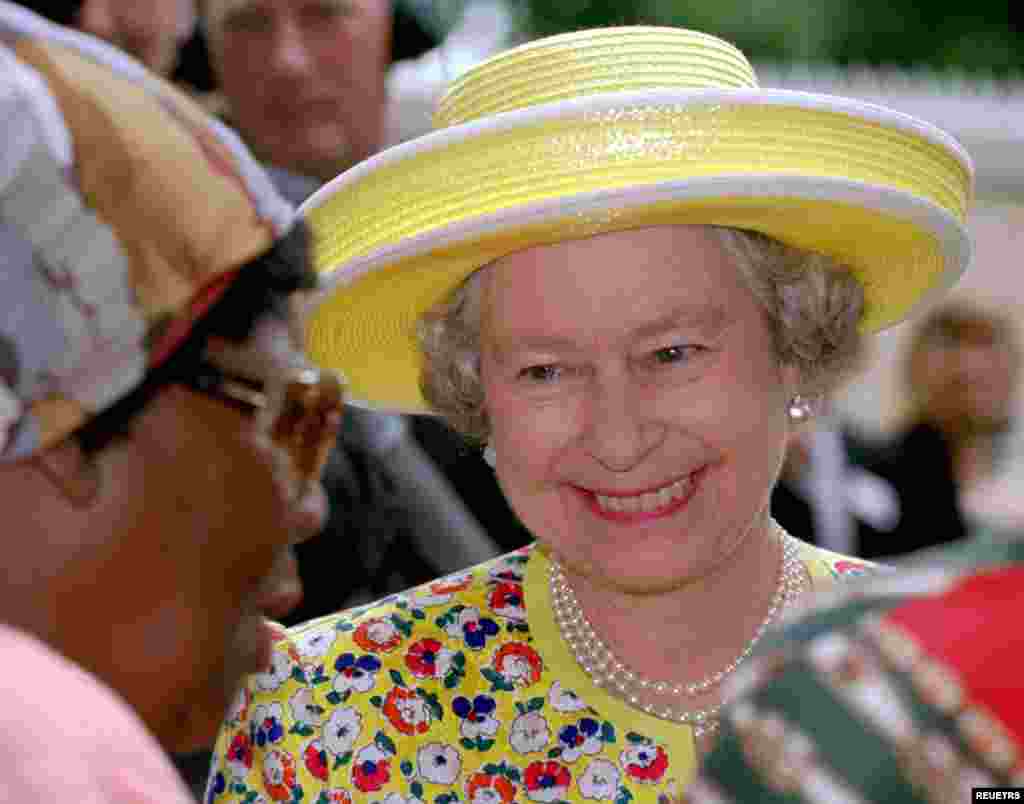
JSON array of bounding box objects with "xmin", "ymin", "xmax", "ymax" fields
[{"xmin": 692, "ymin": 535, "xmax": 1024, "ymax": 803}]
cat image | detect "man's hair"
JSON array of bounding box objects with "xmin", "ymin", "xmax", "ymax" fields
[{"xmin": 11, "ymin": 0, "xmax": 84, "ymax": 26}]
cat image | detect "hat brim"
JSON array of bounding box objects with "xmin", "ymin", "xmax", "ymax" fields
[{"xmin": 301, "ymin": 88, "xmax": 973, "ymax": 413}]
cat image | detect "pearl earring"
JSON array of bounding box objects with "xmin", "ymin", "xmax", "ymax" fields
[
  {"xmin": 483, "ymin": 444, "xmax": 496, "ymax": 467},
  {"xmin": 788, "ymin": 394, "xmax": 814, "ymax": 422}
]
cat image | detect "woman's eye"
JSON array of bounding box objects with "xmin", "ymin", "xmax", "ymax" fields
[
  {"xmin": 518, "ymin": 364, "xmax": 562, "ymax": 383},
  {"xmin": 651, "ymin": 345, "xmax": 701, "ymax": 365}
]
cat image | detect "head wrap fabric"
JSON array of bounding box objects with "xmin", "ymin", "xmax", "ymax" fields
[{"xmin": 0, "ymin": 1, "xmax": 294, "ymax": 460}]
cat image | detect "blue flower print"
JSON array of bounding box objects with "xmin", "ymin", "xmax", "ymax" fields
[
  {"xmin": 441, "ymin": 606, "xmax": 500, "ymax": 650},
  {"xmin": 332, "ymin": 653, "xmax": 383, "ymax": 697},
  {"xmin": 557, "ymin": 717, "xmax": 604, "ymax": 762},
  {"xmin": 250, "ymin": 703, "xmax": 286, "ymax": 747},
  {"xmin": 452, "ymin": 694, "xmax": 501, "ymax": 748},
  {"xmin": 205, "ymin": 770, "xmax": 226, "ymax": 803}
]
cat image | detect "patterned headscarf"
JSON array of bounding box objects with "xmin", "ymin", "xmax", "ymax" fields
[{"xmin": 0, "ymin": 1, "xmax": 295, "ymax": 460}]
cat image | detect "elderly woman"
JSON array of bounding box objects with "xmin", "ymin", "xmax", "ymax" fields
[{"xmin": 207, "ymin": 27, "xmax": 972, "ymax": 802}]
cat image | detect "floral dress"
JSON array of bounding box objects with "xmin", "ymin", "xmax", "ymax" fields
[{"xmin": 206, "ymin": 541, "xmax": 870, "ymax": 804}]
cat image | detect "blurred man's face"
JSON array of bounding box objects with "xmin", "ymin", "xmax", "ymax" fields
[
  {"xmin": 212, "ymin": 0, "xmax": 392, "ymax": 181},
  {"xmin": 912, "ymin": 322, "xmax": 1020, "ymax": 433},
  {"xmin": 76, "ymin": 0, "xmax": 195, "ymax": 76}
]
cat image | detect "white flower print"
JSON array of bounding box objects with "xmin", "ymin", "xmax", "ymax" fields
[
  {"xmin": 289, "ymin": 687, "xmax": 323, "ymax": 728},
  {"xmin": 431, "ymin": 647, "xmax": 456, "ymax": 680},
  {"xmin": 444, "ymin": 606, "xmax": 484, "ymax": 640},
  {"xmin": 263, "ymin": 750, "xmax": 290, "ymax": 787},
  {"xmin": 226, "ymin": 684, "xmax": 251, "ymax": 725},
  {"xmin": 410, "ymin": 589, "xmax": 453, "ymax": 608},
  {"xmin": 395, "ymin": 691, "xmax": 433, "ymax": 732},
  {"xmin": 363, "ymin": 618, "xmax": 401, "ymax": 647},
  {"xmin": 469, "ymin": 788, "xmax": 505, "ymax": 804},
  {"xmin": 578, "ymin": 759, "xmax": 620, "ymax": 800},
  {"xmin": 501, "ymin": 654, "xmax": 535, "ymax": 685},
  {"xmin": 294, "ymin": 623, "xmax": 338, "ymax": 660},
  {"xmin": 323, "ymin": 706, "xmax": 362, "ymax": 757},
  {"xmin": 488, "ymin": 557, "xmax": 525, "ymax": 582},
  {"xmin": 416, "ymin": 743, "xmax": 462, "ymax": 785},
  {"xmin": 548, "ymin": 681, "xmax": 588, "ymax": 713},
  {"xmin": 560, "ymin": 726, "xmax": 603, "ymax": 763},
  {"xmin": 250, "ymin": 702, "xmax": 287, "ymax": 746},
  {"xmin": 333, "ymin": 654, "xmax": 381, "ymax": 695},
  {"xmin": 254, "ymin": 649, "xmax": 294, "ymax": 692},
  {"xmin": 459, "ymin": 710, "xmax": 500, "ymax": 742},
  {"xmin": 509, "ymin": 711, "xmax": 551, "ymax": 754},
  {"xmin": 411, "ymin": 571, "xmax": 474, "ymax": 608},
  {"xmin": 375, "ymin": 795, "xmax": 425, "ymax": 804}
]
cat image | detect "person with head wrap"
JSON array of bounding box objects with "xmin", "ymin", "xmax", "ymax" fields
[
  {"xmin": 206, "ymin": 26, "xmax": 972, "ymax": 801},
  {"xmin": 0, "ymin": 2, "xmax": 345, "ymax": 797}
]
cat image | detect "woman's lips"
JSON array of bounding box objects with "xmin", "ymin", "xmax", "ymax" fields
[{"xmin": 576, "ymin": 467, "xmax": 705, "ymax": 523}]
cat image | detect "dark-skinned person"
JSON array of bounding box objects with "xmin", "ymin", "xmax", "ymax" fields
[{"xmin": 0, "ymin": 3, "xmax": 344, "ymax": 799}]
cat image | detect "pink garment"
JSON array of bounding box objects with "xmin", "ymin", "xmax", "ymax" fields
[{"xmin": 0, "ymin": 624, "xmax": 195, "ymax": 803}]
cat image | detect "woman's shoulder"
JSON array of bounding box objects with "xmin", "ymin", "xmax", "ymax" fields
[
  {"xmin": 289, "ymin": 544, "xmax": 536, "ymax": 635},
  {"xmin": 794, "ymin": 539, "xmax": 880, "ymax": 586}
]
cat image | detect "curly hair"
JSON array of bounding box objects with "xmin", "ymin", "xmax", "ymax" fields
[{"xmin": 418, "ymin": 226, "xmax": 865, "ymax": 442}]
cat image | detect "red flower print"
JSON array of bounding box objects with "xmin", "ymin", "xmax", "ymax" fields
[
  {"xmin": 262, "ymin": 750, "xmax": 298, "ymax": 802},
  {"xmin": 405, "ymin": 638, "xmax": 443, "ymax": 678},
  {"xmin": 620, "ymin": 744, "xmax": 669, "ymax": 784},
  {"xmin": 493, "ymin": 642, "xmax": 543, "ymax": 686},
  {"xmin": 351, "ymin": 745, "xmax": 392, "ymax": 792},
  {"xmin": 226, "ymin": 731, "xmax": 253, "ymax": 776},
  {"xmin": 489, "ymin": 581, "xmax": 526, "ymax": 621},
  {"xmin": 834, "ymin": 560, "xmax": 872, "ymax": 578},
  {"xmin": 304, "ymin": 739, "xmax": 329, "ymax": 782},
  {"xmin": 382, "ymin": 686, "xmax": 432, "ymax": 735},
  {"xmin": 353, "ymin": 617, "xmax": 403, "ymax": 653},
  {"xmin": 466, "ymin": 772, "xmax": 517, "ymax": 804},
  {"xmin": 524, "ymin": 760, "xmax": 572, "ymax": 802},
  {"xmin": 431, "ymin": 573, "xmax": 473, "ymax": 595}
]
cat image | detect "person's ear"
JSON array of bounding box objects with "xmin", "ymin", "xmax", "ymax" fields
[{"xmin": 32, "ymin": 437, "xmax": 101, "ymax": 509}]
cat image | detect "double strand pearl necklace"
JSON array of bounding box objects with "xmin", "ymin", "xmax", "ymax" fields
[{"xmin": 549, "ymin": 521, "xmax": 807, "ymax": 737}]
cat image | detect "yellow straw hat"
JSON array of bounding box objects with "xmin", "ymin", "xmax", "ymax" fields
[{"xmin": 300, "ymin": 26, "xmax": 974, "ymax": 413}]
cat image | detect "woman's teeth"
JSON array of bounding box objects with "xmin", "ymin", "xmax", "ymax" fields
[{"xmin": 593, "ymin": 475, "xmax": 692, "ymax": 513}]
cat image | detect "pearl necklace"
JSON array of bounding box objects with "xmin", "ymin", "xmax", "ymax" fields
[{"xmin": 549, "ymin": 521, "xmax": 807, "ymax": 737}]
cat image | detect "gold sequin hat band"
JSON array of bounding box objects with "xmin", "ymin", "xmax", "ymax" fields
[{"xmin": 300, "ymin": 26, "xmax": 974, "ymax": 414}]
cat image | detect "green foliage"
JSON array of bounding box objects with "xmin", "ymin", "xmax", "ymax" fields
[{"xmin": 509, "ymin": 0, "xmax": 1023, "ymax": 71}]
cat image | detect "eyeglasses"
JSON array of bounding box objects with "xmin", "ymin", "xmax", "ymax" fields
[{"xmin": 185, "ymin": 360, "xmax": 347, "ymax": 496}]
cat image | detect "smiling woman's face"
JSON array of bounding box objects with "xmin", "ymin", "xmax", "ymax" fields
[{"xmin": 479, "ymin": 225, "xmax": 799, "ymax": 592}]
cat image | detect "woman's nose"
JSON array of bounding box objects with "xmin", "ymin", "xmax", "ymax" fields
[{"xmin": 579, "ymin": 377, "xmax": 663, "ymax": 472}]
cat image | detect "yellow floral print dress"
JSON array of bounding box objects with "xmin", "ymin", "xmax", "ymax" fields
[{"xmin": 207, "ymin": 541, "xmax": 872, "ymax": 804}]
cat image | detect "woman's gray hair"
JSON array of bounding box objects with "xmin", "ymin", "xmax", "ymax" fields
[{"xmin": 417, "ymin": 226, "xmax": 865, "ymax": 442}]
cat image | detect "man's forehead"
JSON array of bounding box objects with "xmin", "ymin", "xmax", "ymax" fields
[{"xmin": 206, "ymin": 0, "xmax": 359, "ymax": 29}]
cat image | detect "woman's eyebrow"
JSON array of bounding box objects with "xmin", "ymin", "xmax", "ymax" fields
[
  {"xmin": 630, "ymin": 304, "xmax": 729, "ymax": 340},
  {"xmin": 486, "ymin": 305, "xmax": 729, "ymax": 361}
]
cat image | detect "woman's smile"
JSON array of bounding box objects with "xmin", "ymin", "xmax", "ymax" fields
[{"xmin": 574, "ymin": 467, "xmax": 706, "ymax": 523}]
